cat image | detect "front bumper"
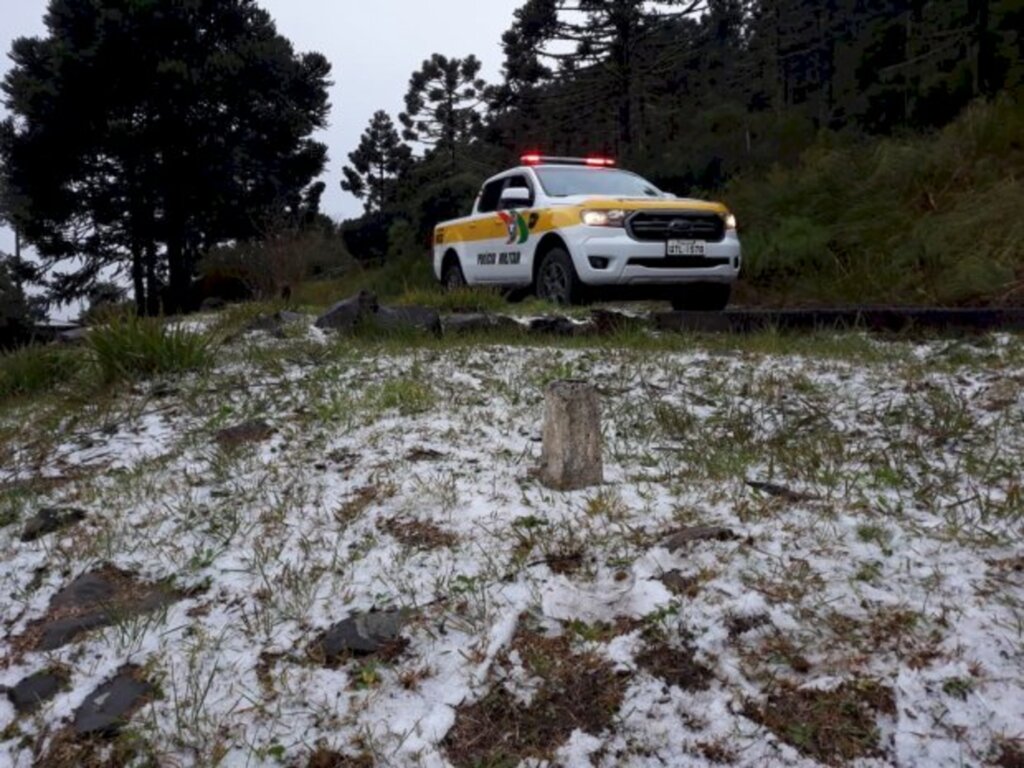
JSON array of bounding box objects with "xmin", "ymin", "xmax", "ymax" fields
[{"xmin": 566, "ymin": 227, "xmax": 742, "ymax": 286}]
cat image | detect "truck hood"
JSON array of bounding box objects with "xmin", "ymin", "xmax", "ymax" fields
[{"xmin": 549, "ymin": 195, "xmax": 728, "ymax": 214}]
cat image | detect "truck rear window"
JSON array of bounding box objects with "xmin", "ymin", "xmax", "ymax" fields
[{"xmin": 534, "ymin": 168, "xmax": 663, "ymax": 198}]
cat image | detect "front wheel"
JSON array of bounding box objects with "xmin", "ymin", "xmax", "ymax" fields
[
  {"xmin": 671, "ymin": 283, "xmax": 732, "ymax": 312},
  {"xmin": 535, "ymin": 248, "xmax": 585, "ymax": 306},
  {"xmin": 441, "ymin": 258, "xmax": 466, "ymax": 291}
]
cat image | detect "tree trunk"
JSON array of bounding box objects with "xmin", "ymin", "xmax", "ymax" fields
[
  {"xmin": 131, "ymin": 244, "xmax": 145, "ymax": 317},
  {"xmin": 974, "ymin": 0, "xmax": 992, "ymax": 97},
  {"xmin": 145, "ymin": 241, "xmax": 160, "ymax": 317},
  {"xmin": 166, "ymin": 232, "xmax": 187, "ymax": 315}
]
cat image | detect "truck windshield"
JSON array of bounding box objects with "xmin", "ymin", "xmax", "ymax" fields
[{"xmin": 534, "ymin": 167, "xmax": 663, "ymax": 198}]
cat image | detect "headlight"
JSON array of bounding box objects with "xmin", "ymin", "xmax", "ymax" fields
[
  {"xmin": 581, "ymin": 209, "xmax": 627, "ymax": 227},
  {"xmin": 724, "ymin": 213, "xmax": 738, "ymax": 231}
]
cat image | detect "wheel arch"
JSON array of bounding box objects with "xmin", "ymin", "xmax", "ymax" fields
[
  {"xmin": 441, "ymin": 248, "xmax": 461, "ymax": 272},
  {"xmin": 532, "ymin": 233, "xmax": 570, "ymax": 285}
]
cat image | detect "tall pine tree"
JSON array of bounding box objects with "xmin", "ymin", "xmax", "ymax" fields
[
  {"xmin": 400, "ymin": 54, "xmax": 487, "ymax": 167},
  {"xmin": 1, "ymin": 0, "xmax": 331, "ymax": 314},
  {"xmin": 342, "ymin": 111, "xmax": 412, "ymax": 215}
]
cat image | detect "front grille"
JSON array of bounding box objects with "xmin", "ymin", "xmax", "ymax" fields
[
  {"xmin": 627, "ymin": 211, "xmax": 726, "ymax": 243},
  {"xmin": 628, "ymin": 256, "xmax": 731, "ymax": 269}
]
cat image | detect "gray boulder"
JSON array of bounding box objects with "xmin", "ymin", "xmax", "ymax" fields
[
  {"xmin": 73, "ymin": 667, "xmax": 153, "ymax": 736},
  {"xmin": 316, "ymin": 610, "xmax": 411, "ymax": 663},
  {"xmin": 21, "ymin": 507, "xmax": 86, "ymax": 542},
  {"xmin": 6, "ymin": 671, "xmax": 65, "ymax": 714},
  {"xmin": 375, "ymin": 305, "xmax": 442, "ymax": 336},
  {"xmin": 443, "ymin": 313, "xmax": 522, "ymax": 335},
  {"xmin": 315, "ymin": 291, "xmax": 379, "ymax": 331},
  {"xmin": 529, "ymin": 316, "xmax": 593, "ymax": 337}
]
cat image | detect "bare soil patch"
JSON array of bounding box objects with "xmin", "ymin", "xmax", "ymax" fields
[
  {"xmin": 745, "ymin": 679, "xmax": 895, "ymax": 763},
  {"xmin": 635, "ymin": 631, "xmax": 713, "ymax": 691},
  {"xmin": 381, "ymin": 517, "xmax": 457, "ymax": 550},
  {"xmin": 444, "ymin": 626, "xmax": 626, "ymax": 767}
]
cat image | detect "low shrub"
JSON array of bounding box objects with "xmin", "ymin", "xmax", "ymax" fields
[
  {"xmin": 201, "ymin": 229, "xmax": 355, "ymax": 303},
  {"xmin": 88, "ymin": 317, "xmax": 213, "ymax": 382}
]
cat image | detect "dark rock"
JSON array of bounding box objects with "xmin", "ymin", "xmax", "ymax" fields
[
  {"xmin": 29, "ymin": 568, "xmax": 179, "ymax": 651},
  {"xmin": 73, "ymin": 667, "xmax": 153, "ymax": 736},
  {"xmin": 315, "ymin": 291, "xmax": 379, "ymax": 331},
  {"xmin": 662, "ymin": 526, "xmax": 737, "ymax": 553},
  {"xmin": 7, "ymin": 671, "xmax": 64, "ymax": 714},
  {"xmin": 529, "ymin": 316, "xmax": 586, "ymax": 336},
  {"xmin": 51, "ymin": 572, "xmax": 118, "ymax": 610},
  {"xmin": 442, "ymin": 313, "xmax": 522, "ymax": 335},
  {"xmin": 316, "ymin": 610, "xmax": 411, "ymax": 663},
  {"xmin": 20, "ymin": 507, "xmax": 86, "ymax": 543},
  {"xmin": 215, "ymin": 419, "xmax": 273, "ymax": 448},
  {"xmin": 746, "ymin": 481, "xmax": 820, "ymax": 502},
  {"xmin": 375, "ymin": 305, "xmax": 442, "ymax": 336},
  {"xmin": 591, "ymin": 309, "xmax": 647, "ymax": 336},
  {"xmin": 38, "ymin": 614, "xmax": 112, "ymax": 651}
]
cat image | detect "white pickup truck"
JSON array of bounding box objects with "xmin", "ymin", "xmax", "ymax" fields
[{"xmin": 432, "ymin": 155, "xmax": 741, "ymax": 310}]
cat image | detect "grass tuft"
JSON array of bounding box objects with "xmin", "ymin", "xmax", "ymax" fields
[
  {"xmin": 88, "ymin": 317, "xmax": 213, "ymax": 383},
  {"xmin": 0, "ymin": 345, "xmax": 83, "ymax": 401}
]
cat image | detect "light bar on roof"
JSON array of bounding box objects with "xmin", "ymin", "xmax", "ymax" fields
[{"xmin": 520, "ymin": 155, "xmax": 617, "ymax": 167}]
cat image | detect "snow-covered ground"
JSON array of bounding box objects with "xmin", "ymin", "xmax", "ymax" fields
[{"xmin": 1, "ymin": 326, "xmax": 1022, "ymax": 767}]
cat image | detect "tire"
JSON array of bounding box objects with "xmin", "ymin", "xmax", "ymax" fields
[
  {"xmin": 441, "ymin": 258, "xmax": 466, "ymax": 291},
  {"xmin": 535, "ymin": 248, "xmax": 585, "ymax": 306},
  {"xmin": 671, "ymin": 283, "xmax": 732, "ymax": 312}
]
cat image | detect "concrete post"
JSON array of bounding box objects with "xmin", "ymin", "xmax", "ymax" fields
[{"xmin": 540, "ymin": 380, "xmax": 604, "ymax": 491}]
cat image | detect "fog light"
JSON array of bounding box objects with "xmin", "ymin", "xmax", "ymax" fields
[{"xmin": 589, "ymin": 256, "xmax": 610, "ymax": 269}]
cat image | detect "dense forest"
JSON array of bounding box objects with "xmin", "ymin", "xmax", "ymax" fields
[{"xmin": 2, "ymin": 0, "xmax": 1023, "ymax": 319}]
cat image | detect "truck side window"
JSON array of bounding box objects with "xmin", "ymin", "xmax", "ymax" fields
[
  {"xmin": 498, "ymin": 175, "xmax": 535, "ymax": 210},
  {"xmin": 477, "ymin": 179, "xmax": 505, "ymax": 214}
]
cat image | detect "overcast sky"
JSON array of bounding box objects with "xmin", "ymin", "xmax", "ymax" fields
[{"xmin": 0, "ymin": 0, "xmax": 522, "ymax": 257}]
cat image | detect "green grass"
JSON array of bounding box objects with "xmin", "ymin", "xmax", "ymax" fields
[
  {"xmin": 0, "ymin": 345, "xmax": 84, "ymax": 401},
  {"xmin": 88, "ymin": 317, "xmax": 213, "ymax": 383},
  {"xmin": 729, "ymin": 96, "xmax": 1024, "ymax": 306},
  {"xmin": 293, "ymin": 253, "xmax": 435, "ymax": 309},
  {"xmin": 393, "ymin": 286, "xmax": 507, "ymax": 313}
]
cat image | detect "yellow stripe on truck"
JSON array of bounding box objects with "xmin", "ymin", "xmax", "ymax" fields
[{"xmin": 435, "ymin": 200, "xmax": 730, "ymax": 246}]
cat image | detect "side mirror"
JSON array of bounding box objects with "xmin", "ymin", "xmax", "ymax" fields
[{"xmin": 500, "ymin": 187, "xmax": 531, "ymax": 209}]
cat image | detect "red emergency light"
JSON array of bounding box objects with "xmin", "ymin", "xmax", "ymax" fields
[{"xmin": 520, "ymin": 154, "xmax": 617, "ymax": 167}]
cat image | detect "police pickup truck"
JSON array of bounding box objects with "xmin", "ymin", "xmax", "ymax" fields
[{"xmin": 432, "ymin": 155, "xmax": 741, "ymax": 310}]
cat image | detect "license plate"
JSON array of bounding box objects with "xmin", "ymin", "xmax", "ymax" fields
[{"xmin": 667, "ymin": 240, "xmax": 706, "ymax": 257}]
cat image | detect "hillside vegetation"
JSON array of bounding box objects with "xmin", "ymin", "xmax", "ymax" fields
[{"xmin": 730, "ymin": 97, "xmax": 1024, "ymax": 307}]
